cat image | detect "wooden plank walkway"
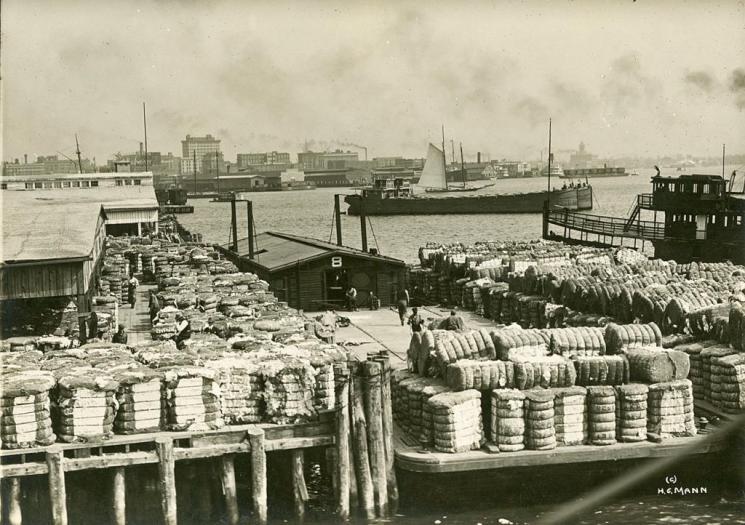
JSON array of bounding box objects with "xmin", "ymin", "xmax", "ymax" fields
[{"xmin": 117, "ymin": 283, "xmax": 156, "ymax": 345}]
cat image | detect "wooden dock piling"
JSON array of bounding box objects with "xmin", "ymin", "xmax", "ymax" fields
[
  {"xmin": 291, "ymin": 450, "xmax": 308, "ymax": 521},
  {"xmin": 46, "ymin": 446, "xmax": 67, "ymax": 525},
  {"xmin": 350, "ymin": 362, "xmax": 375, "ymax": 519},
  {"xmin": 248, "ymin": 427, "xmax": 268, "ymax": 525},
  {"xmin": 155, "ymin": 437, "xmax": 177, "ymax": 525},
  {"xmin": 375, "ymin": 352, "xmax": 399, "ymax": 514},
  {"xmin": 219, "ymin": 455, "xmax": 240, "ymax": 525},
  {"xmin": 8, "ymin": 477, "xmax": 22, "ymax": 525},
  {"xmin": 112, "ymin": 467, "xmax": 126, "ymax": 525},
  {"xmin": 364, "ymin": 360, "xmax": 388, "ymax": 518},
  {"xmin": 335, "ymin": 364, "xmax": 351, "ymax": 520}
]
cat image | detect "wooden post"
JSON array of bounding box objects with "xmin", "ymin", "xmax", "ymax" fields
[
  {"xmin": 350, "ymin": 362, "xmax": 375, "ymax": 519},
  {"xmin": 375, "ymin": 353, "xmax": 398, "ymax": 513},
  {"xmin": 220, "ymin": 455, "xmax": 240, "ymax": 525},
  {"xmin": 8, "ymin": 477, "xmax": 22, "ymax": 525},
  {"xmin": 364, "ymin": 360, "xmax": 388, "ymax": 518},
  {"xmin": 291, "ymin": 450, "xmax": 308, "ymax": 521},
  {"xmin": 46, "ymin": 446, "xmax": 67, "ymax": 525},
  {"xmin": 335, "ymin": 366, "xmax": 351, "ymax": 520},
  {"xmin": 155, "ymin": 437, "xmax": 177, "ymax": 525},
  {"xmin": 230, "ymin": 198, "xmax": 239, "ymax": 252},
  {"xmin": 248, "ymin": 427, "xmax": 268, "ymax": 525},
  {"xmin": 113, "ymin": 467, "xmax": 126, "ymax": 525}
]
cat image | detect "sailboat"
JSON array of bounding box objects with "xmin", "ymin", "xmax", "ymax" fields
[{"xmin": 416, "ymin": 143, "xmax": 493, "ymax": 193}]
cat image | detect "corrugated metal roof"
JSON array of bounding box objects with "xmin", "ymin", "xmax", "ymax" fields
[
  {"xmin": 224, "ymin": 231, "xmax": 406, "ymax": 272},
  {"xmin": 2, "ymin": 186, "xmax": 158, "ymax": 264}
]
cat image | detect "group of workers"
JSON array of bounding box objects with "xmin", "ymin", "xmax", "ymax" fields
[
  {"xmin": 343, "ymin": 284, "xmax": 464, "ymax": 333},
  {"xmin": 561, "ymin": 181, "xmax": 589, "ymax": 190}
]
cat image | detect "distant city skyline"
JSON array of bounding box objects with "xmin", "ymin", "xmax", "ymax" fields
[{"xmin": 3, "ymin": 1, "xmax": 745, "ymax": 163}]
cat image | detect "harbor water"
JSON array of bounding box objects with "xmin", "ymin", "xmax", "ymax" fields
[
  {"xmin": 178, "ymin": 167, "xmax": 739, "ymax": 264},
  {"xmin": 175, "ymin": 168, "xmax": 745, "ymax": 524}
]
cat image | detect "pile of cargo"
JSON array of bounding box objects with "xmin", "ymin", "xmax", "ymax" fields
[
  {"xmin": 393, "ymin": 310, "xmax": 744, "ymax": 454},
  {"xmin": 410, "ymin": 241, "xmax": 745, "ymax": 340}
]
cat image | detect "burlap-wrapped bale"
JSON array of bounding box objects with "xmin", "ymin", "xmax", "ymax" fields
[
  {"xmin": 427, "ymin": 389, "xmax": 483, "ymax": 453},
  {"xmin": 615, "ymin": 383, "xmax": 648, "ymax": 442},
  {"xmin": 491, "ymin": 328, "xmax": 550, "ymax": 361},
  {"xmin": 1, "ymin": 370, "xmax": 57, "ymax": 448},
  {"xmin": 625, "ymin": 347, "xmax": 690, "ymax": 384},
  {"xmin": 207, "ymin": 355, "xmax": 265, "ymax": 424},
  {"xmin": 647, "ymin": 379, "xmax": 696, "ymax": 439},
  {"xmin": 54, "ymin": 369, "xmax": 119, "ymax": 442},
  {"xmin": 524, "ymin": 390, "xmax": 556, "ymax": 450},
  {"xmin": 675, "ymin": 341, "xmax": 717, "ymax": 401},
  {"xmin": 511, "ymin": 355, "xmax": 576, "ymax": 390},
  {"xmin": 113, "ymin": 367, "xmax": 165, "ymax": 434},
  {"xmin": 162, "ymin": 366, "xmax": 224, "ymax": 431},
  {"xmin": 432, "ymin": 330, "xmax": 495, "ymax": 376},
  {"xmin": 729, "ymin": 304, "xmax": 745, "ymax": 351},
  {"xmin": 419, "ymin": 383, "xmax": 455, "ymax": 448},
  {"xmin": 709, "ymin": 353, "xmax": 745, "ymax": 413},
  {"xmin": 445, "ymin": 359, "xmax": 515, "ymax": 391},
  {"xmin": 391, "ymin": 369, "xmax": 416, "ymax": 428},
  {"xmin": 586, "ymin": 385, "xmax": 617, "ymax": 446},
  {"xmin": 553, "ymin": 386, "xmax": 587, "ymax": 446},
  {"xmin": 402, "ymin": 377, "xmax": 448, "ymax": 441},
  {"xmin": 604, "ymin": 323, "xmax": 662, "ymax": 354},
  {"xmin": 700, "ymin": 345, "xmax": 738, "ymax": 402},
  {"xmin": 572, "ymin": 354, "xmax": 629, "ymax": 386},
  {"xmin": 261, "ymin": 358, "xmax": 316, "ymax": 424},
  {"xmin": 490, "ymin": 389, "xmax": 526, "ymax": 452}
]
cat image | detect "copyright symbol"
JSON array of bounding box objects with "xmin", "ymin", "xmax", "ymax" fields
[{"xmin": 665, "ymin": 475, "xmax": 678, "ymax": 485}]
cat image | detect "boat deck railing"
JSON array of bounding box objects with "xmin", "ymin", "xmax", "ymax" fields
[{"xmin": 546, "ymin": 207, "xmax": 666, "ymax": 240}]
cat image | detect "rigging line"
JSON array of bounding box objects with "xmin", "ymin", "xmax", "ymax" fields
[
  {"xmin": 328, "ymin": 208, "xmax": 335, "ymax": 244},
  {"xmin": 367, "ymin": 215, "xmax": 380, "ymax": 253}
]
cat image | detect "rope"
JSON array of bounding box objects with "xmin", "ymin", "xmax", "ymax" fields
[
  {"xmin": 367, "ymin": 216, "xmax": 381, "ymax": 253},
  {"xmin": 328, "ymin": 209, "xmax": 336, "ymax": 244}
]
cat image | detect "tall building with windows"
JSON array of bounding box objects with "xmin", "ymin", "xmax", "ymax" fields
[
  {"xmin": 181, "ymin": 134, "xmax": 221, "ymax": 173},
  {"xmin": 236, "ymin": 151, "xmax": 291, "ymax": 168}
]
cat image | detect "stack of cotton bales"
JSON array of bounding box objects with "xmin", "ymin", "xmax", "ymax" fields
[
  {"xmin": 427, "ymin": 390, "xmax": 483, "ymax": 453},
  {"xmin": 162, "ymin": 366, "xmax": 224, "ymax": 431},
  {"xmin": 604, "ymin": 323, "xmax": 662, "ymax": 354},
  {"xmin": 53, "ymin": 369, "xmax": 119, "ymax": 442},
  {"xmin": 709, "ymin": 354, "xmax": 745, "ymax": 413},
  {"xmin": 113, "ymin": 367, "xmax": 165, "ymax": 434},
  {"xmin": 647, "ymin": 379, "xmax": 696, "ymax": 438},
  {"xmin": 261, "ymin": 358, "xmax": 316, "ymax": 424},
  {"xmin": 445, "ymin": 359, "xmax": 515, "ymax": 391},
  {"xmin": 615, "ymin": 383, "xmax": 648, "ymax": 442},
  {"xmin": 572, "ymin": 355, "xmax": 630, "ymax": 386},
  {"xmin": 586, "ymin": 386, "xmax": 617, "ymax": 446},
  {"xmin": 700, "ymin": 345, "xmax": 738, "ymax": 401},
  {"xmin": 553, "ymin": 386, "xmax": 588, "ymax": 446},
  {"xmin": 490, "ymin": 389, "xmax": 526, "ymax": 452},
  {"xmin": 419, "ymin": 382, "xmax": 455, "ymax": 448},
  {"xmin": 524, "ymin": 390, "xmax": 556, "ymax": 450},
  {"xmin": 511, "ymin": 355, "xmax": 577, "ymax": 390},
  {"xmin": 1, "ymin": 370, "xmax": 56, "ymax": 448}
]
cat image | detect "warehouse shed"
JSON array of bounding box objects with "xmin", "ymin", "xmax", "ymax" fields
[{"xmin": 218, "ymin": 232, "xmax": 407, "ymax": 310}]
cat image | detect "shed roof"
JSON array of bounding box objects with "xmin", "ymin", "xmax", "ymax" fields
[
  {"xmin": 2, "ymin": 185, "xmax": 158, "ymax": 264},
  {"xmin": 224, "ymin": 231, "xmax": 406, "ymax": 273}
]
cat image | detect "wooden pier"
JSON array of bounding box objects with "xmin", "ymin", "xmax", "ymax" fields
[
  {"xmin": 159, "ymin": 205, "xmax": 194, "ymax": 214},
  {"xmin": 0, "ymin": 418, "xmax": 333, "ymax": 525}
]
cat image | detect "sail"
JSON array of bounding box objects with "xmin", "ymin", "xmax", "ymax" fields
[{"xmin": 416, "ymin": 143, "xmax": 447, "ymax": 190}]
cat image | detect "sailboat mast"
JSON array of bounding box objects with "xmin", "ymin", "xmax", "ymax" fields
[
  {"xmin": 460, "ymin": 143, "xmax": 466, "ymax": 186},
  {"xmin": 442, "ymin": 124, "xmax": 448, "ymax": 190},
  {"xmin": 143, "ymin": 102, "xmax": 149, "ymax": 172},
  {"xmin": 74, "ymin": 134, "xmax": 83, "ymax": 174},
  {"xmin": 547, "ymin": 118, "xmax": 552, "ymax": 205}
]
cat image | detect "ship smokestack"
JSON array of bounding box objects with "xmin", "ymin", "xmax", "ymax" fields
[
  {"xmin": 24, "ymin": 154, "xmax": 28, "ymax": 164},
  {"xmin": 477, "ymin": 152, "xmax": 481, "ymax": 164},
  {"xmin": 139, "ymin": 142, "xmax": 144, "ymax": 155}
]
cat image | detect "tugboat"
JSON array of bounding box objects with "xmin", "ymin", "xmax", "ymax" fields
[{"xmin": 345, "ymin": 141, "xmax": 592, "ymax": 216}]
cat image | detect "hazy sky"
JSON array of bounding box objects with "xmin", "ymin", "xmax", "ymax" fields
[{"xmin": 2, "ymin": 0, "xmax": 744, "ymax": 163}]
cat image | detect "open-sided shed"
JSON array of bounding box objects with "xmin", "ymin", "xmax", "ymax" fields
[{"xmin": 218, "ymin": 231, "xmax": 407, "ymax": 310}]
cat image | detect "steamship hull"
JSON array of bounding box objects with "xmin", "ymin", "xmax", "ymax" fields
[{"xmin": 345, "ymin": 186, "xmax": 592, "ymax": 216}]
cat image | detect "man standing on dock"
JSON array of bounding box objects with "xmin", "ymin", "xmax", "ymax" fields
[
  {"xmin": 408, "ymin": 307, "xmax": 424, "ymax": 332},
  {"xmin": 346, "ymin": 286, "xmax": 358, "ymax": 311},
  {"xmin": 127, "ymin": 275, "xmax": 139, "ymax": 308}
]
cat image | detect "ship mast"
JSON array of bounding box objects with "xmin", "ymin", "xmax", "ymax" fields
[
  {"xmin": 442, "ymin": 124, "xmax": 448, "ymax": 191},
  {"xmin": 143, "ymin": 102, "xmax": 149, "ymax": 172},
  {"xmin": 547, "ymin": 118, "xmax": 552, "ymax": 206},
  {"xmin": 460, "ymin": 142, "xmax": 466, "ymax": 187},
  {"xmin": 74, "ymin": 134, "xmax": 83, "ymax": 174}
]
